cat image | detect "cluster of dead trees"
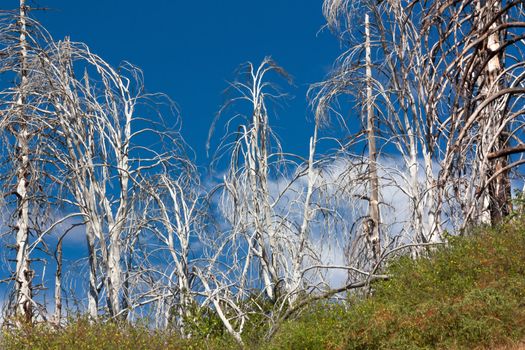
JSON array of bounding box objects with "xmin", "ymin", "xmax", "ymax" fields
[{"xmin": 0, "ymin": 0, "xmax": 524, "ymax": 345}]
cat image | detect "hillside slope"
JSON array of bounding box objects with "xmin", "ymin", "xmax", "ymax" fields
[
  {"xmin": 268, "ymin": 221, "xmax": 525, "ymax": 349},
  {"xmin": 3, "ymin": 221, "xmax": 525, "ymax": 349}
]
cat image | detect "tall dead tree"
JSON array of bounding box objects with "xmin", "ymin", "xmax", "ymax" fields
[
  {"xmin": 476, "ymin": 0, "xmax": 511, "ymax": 223},
  {"xmin": 13, "ymin": 0, "xmax": 32, "ymax": 322},
  {"xmin": 141, "ymin": 171, "xmax": 201, "ymax": 334},
  {"xmin": 0, "ymin": 4, "xmax": 81, "ymax": 323},
  {"xmin": 208, "ymin": 58, "xmax": 286, "ymax": 303},
  {"xmin": 426, "ymin": 0, "xmax": 525, "ymax": 227},
  {"xmin": 39, "ymin": 43, "xmax": 141, "ymax": 318},
  {"xmin": 0, "ymin": 5, "xmax": 193, "ymax": 323},
  {"xmin": 316, "ymin": 0, "xmax": 436, "ymax": 256},
  {"xmin": 207, "ymin": 58, "xmax": 389, "ymax": 342},
  {"xmin": 364, "ymin": 13, "xmax": 381, "ymax": 261}
]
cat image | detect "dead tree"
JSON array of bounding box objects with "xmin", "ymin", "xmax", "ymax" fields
[
  {"xmin": 141, "ymin": 170, "xmax": 201, "ymax": 334},
  {"xmin": 316, "ymin": 0, "xmax": 442, "ymax": 258},
  {"xmin": 13, "ymin": 0, "xmax": 32, "ymax": 322},
  {"xmin": 208, "ymin": 58, "xmax": 378, "ymax": 342},
  {"xmin": 208, "ymin": 58, "xmax": 287, "ymax": 304},
  {"xmin": 364, "ymin": 13, "xmax": 381, "ymax": 261},
  {"xmin": 38, "ymin": 38, "xmax": 188, "ymax": 319},
  {"xmin": 420, "ymin": 0, "xmax": 525, "ymax": 227},
  {"xmin": 0, "ymin": 1, "xmax": 57, "ymax": 323},
  {"xmin": 319, "ymin": 0, "xmax": 525, "ymax": 247}
]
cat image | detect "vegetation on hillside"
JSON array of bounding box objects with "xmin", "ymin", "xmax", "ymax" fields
[
  {"xmin": 269, "ymin": 220, "xmax": 525, "ymax": 349},
  {"xmin": 4, "ymin": 220, "xmax": 525, "ymax": 349}
]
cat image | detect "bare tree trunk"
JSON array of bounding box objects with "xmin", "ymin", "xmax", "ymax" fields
[
  {"xmin": 478, "ymin": 0, "xmax": 511, "ymax": 223},
  {"xmin": 14, "ymin": 0, "xmax": 33, "ymax": 323},
  {"xmin": 86, "ymin": 226, "xmax": 99, "ymax": 319},
  {"xmin": 107, "ymin": 229, "xmax": 122, "ymax": 317},
  {"xmin": 53, "ymin": 238, "xmax": 63, "ymax": 324},
  {"xmin": 364, "ymin": 14, "xmax": 381, "ymax": 261},
  {"xmin": 104, "ymin": 107, "xmax": 133, "ymax": 318},
  {"xmin": 290, "ymin": 129, "xmax": 318, "ymax": 305}
]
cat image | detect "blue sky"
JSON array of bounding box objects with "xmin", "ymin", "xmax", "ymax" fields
[{"xmin": 26, "ymin": 0, "xmax": 342, "ymax": 165}]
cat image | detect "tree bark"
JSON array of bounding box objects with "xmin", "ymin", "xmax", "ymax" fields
[
  {"xmin": 14, "ymin": 0, "xmax": 33, "ymax": 323},
  {"xmin": 365, "ymin": 14, "xmax": 381, "ymax": 261},
  {"xmin": 477, "ymin": 0, "xmax": 511, "ymax": 223}
]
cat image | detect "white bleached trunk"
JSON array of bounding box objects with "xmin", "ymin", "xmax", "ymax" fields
[
  {"xmin": 365, "ymin": 14, "xmax": 381, "ymax": 261},
  {"xmin": 14, "ymin": 0, "xmax": 33, "ymax": 322}
]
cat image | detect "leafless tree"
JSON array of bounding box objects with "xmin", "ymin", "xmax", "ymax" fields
[
  {"xmin": 7, "ymin": 33, "xmax": 188, "ymax": 322},
  {"xmin": 0, "ymin": 3, "xmax": 197, "ymax": 328},
  {"xmin": 0, "ymin": 1, "xmax": 63, "ymax": 323},
  {"xmin": 316, "ymin": 0, "xmax": 525, "ymax": 267},
  {"xmin": 12, "ymin": 0, "xmax": 32, "ymax": 322},
  {"xmin": 207, "ymin": 58, "xmax": 390, "ymax": 342},
  {"xmin": 364, "ymin": 13, "xmax": 381, "ymax": 261},
  {"xmin": 139, "ymin": 169, "xmax": 202, "ymax": 333}
]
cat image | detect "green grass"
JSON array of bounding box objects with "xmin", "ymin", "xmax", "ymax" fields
[{"xmin": 4, "ymin": 220, "xmax": 525, "ymax": 349}]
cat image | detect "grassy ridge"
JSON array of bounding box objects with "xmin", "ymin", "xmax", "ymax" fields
[{"xmin": 4, "ymin": 221, "xmax": 525, "ymax": 349}]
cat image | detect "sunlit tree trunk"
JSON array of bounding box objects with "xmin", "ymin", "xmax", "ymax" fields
[
  {"xmin": 53, "ymin": 238, "xmax": 63, "ymax": 324},
  {"xmin": 14, "ymin": 0, "xmax": 33, "ymax": 323},
  {"xmin": 364, "ymin": 13, "xmax": 381, "ymax": 261}
]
